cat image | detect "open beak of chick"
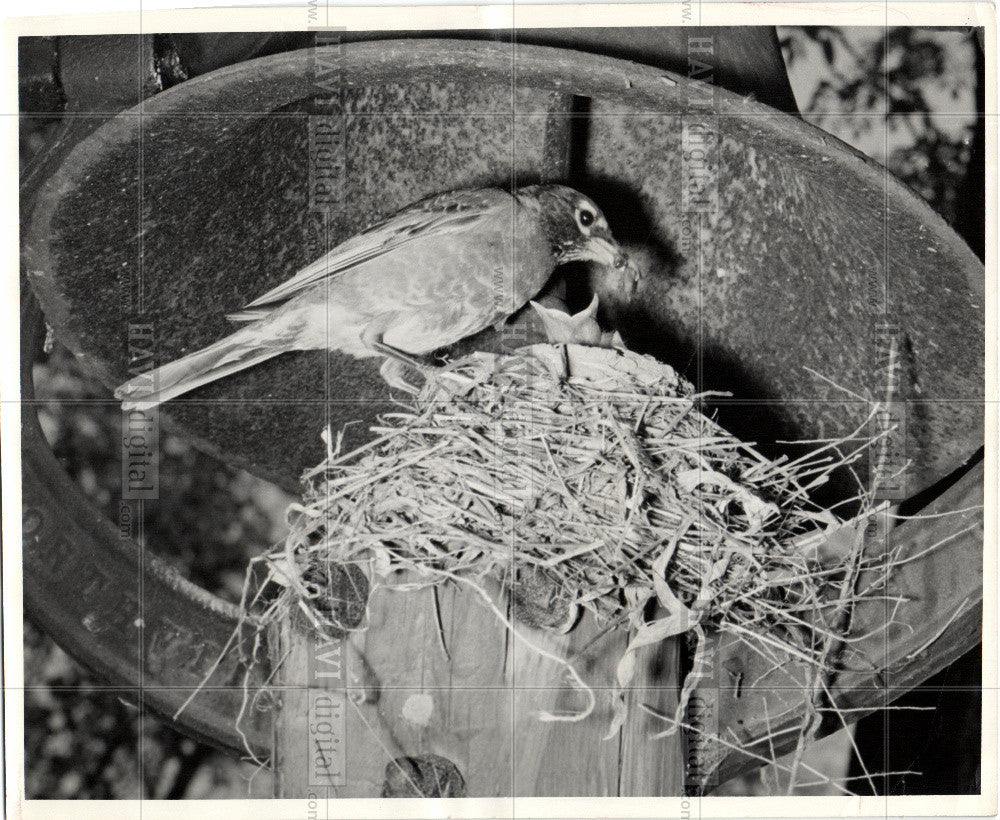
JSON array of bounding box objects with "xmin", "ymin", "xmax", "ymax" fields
[{"xmin": 529, "ymin": 293, "xmax": 626, "ymax": 349}]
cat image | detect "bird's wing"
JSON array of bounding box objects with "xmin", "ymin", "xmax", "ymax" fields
[{"xmin": 242, "ymin": 188, "xmax": 513, "ymax": 310}]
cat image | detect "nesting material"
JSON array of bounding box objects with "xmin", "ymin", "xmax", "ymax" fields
[{"xmin": 256, "ymin": 342, "xmax": 879, "ymax": 735}]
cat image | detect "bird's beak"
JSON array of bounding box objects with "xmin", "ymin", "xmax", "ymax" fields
[
  {"xmin": 581, "ymin": 237, "xmax": 642, "ymax": 293},
  {"xmin": 581, "ymin": 236, "xmax": 627, "ymax": 269}
]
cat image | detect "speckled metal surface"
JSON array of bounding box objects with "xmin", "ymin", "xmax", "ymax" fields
[{"xmin": 24, "ymin": 40, "xmax": 983, "ymax": 494}]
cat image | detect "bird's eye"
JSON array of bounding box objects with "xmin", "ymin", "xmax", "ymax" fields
[{"xmin": 577, "ymin": 208, "xmax": 595, "ymax": 228}]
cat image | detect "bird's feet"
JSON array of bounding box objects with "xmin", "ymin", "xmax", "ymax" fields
[
  {"xmin": 379, "ymin": 356, "xmax": 423, "ymax": 395},
  {"xmin": 360, "ymin": 318, "xmax": 429, "ymax": 395}
]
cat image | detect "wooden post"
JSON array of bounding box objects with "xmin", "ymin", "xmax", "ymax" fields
[{"xmin": 273, "ymin": 575, "xmax": 684, "ymax": 797}]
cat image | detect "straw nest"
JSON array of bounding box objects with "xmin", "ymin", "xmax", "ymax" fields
[{"xmin": 252, "ymin": 342, "xmax": 880, "ymax": 735}]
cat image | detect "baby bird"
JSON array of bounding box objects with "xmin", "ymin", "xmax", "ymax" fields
[{"xmin": 115, "ymin": 184, "xmax": 637, "ymax": 409}]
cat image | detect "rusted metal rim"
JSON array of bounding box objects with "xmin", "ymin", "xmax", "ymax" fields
[
  {"xmin": 703, "ymin": 457, "xmax": 983, "ymax": 788},
  {"xmin": 20, "ymin": 290, "xmax": 272, "ymax": 759}
]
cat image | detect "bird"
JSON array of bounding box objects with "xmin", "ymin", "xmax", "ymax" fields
[
  {"xmin": 115, "ymin": 184, "xmax": 639, "ymax": 409},
  {"xmin": 530, "ymin": 293, "xmax": 604, "ymax": 345}
]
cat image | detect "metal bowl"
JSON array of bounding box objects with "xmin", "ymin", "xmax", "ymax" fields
[{"xmin": 24, "ymin": 39, "xmax": 984, "ymax": 494}]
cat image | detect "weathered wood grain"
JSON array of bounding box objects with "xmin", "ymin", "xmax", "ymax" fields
[{"xmin": 274, "ymin": 575, "xmax": 683, "ymax": 797}]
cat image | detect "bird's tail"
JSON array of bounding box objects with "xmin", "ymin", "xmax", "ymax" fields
[{"xmin": 114, "ymin": 326, "xmax": 286, "ymax": 411}]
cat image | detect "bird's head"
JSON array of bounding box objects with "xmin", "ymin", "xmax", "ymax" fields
[{"xmin": 516, "ymin": 184, "xmax": 631, "ymax": 271}]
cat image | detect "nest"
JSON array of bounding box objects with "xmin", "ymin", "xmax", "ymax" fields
[{"xmin": 249, "ymin": 342, "xmax": 884, "ymax": 739}]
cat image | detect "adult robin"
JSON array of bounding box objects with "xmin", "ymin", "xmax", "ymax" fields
[{"xmin": 115, "ymin": 184, "xmax": 638, "ymax": 409}]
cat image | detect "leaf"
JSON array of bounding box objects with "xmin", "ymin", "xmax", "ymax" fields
[
  {"xmin": 787, "ymin": 517, "xmax": 864, "ymax": 566},
  {"xmin": 674, "ymin": 468, "xmax": 778, "ymax": 533},
  {"xmin": 604, "ymin": 605, "xmax": 702, "ymax": 741},
  {"xmin": 371, "ymin": 546, "xmax": 393, "ymax": 577},
  {"xmin": 265, "ymin": 554, "xmax": 302, "ymax": 588},
  {"xmin": 628, "ymin": 613, "xmax": 693, "ymax": 650},
  {"xmin": 651, "ymin": 521, "xmax": 695, "ymax": 617},
  {"xmin": 822, "ymin": 36, "xmax": 835, "ymax": 66}
]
